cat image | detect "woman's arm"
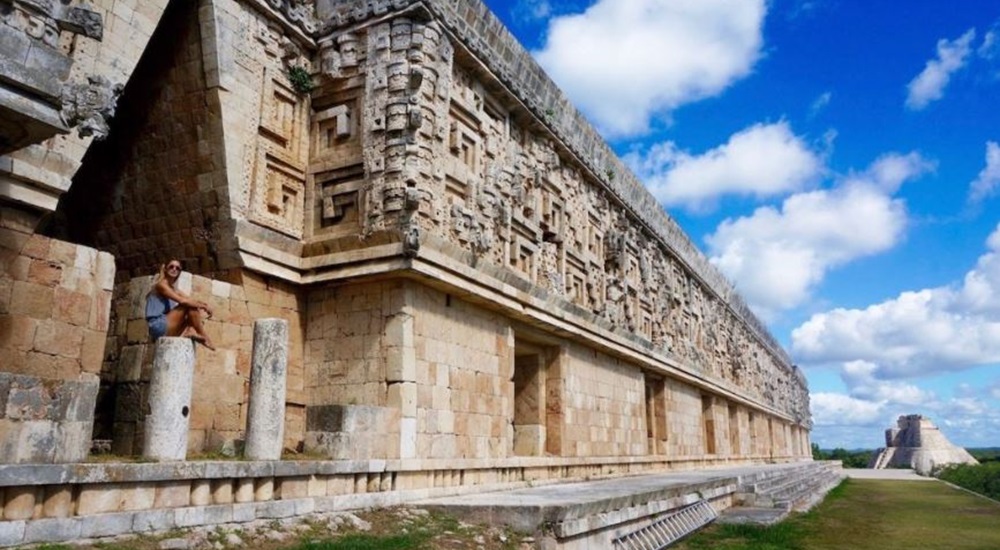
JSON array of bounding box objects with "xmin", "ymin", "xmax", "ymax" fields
[{"xmin": 155, "ymin": 279, "xmax": 210, "ymax": 312}]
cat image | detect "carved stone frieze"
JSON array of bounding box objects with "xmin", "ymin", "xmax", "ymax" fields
[
  {"xmin": 255, "ymin": 0, "xmax": 319, "ymax": 35},
  {"xmin": 60, "ymin": 75, "xmax": 123, "ymax": 140},
  {"xmin": 404, "ymin": 50, "xmax": 810, "ymax": 420}
]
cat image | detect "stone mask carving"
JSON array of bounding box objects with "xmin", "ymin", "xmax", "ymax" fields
[{"xmin": 61, "ymin": 75, "xmax": 124, "ymax": 140}]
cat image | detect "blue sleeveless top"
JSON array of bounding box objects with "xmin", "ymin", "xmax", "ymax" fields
[{"xmin": 145, "ymin": 290, "xmax": 178, "ymax": 319}]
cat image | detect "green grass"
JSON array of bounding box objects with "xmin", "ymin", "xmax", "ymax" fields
[
  {"xmin": 295, "ymin": 532, "xmax": 431, "ymax": 550},
  {"xmin": 677, "ymin": 478, "xmax": 1000, "ymax": 550}
]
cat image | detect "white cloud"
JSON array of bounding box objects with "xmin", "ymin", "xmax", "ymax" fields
[
  {"xmin": 839, "ymin": 361, "xmax": 932, "ymax": 405},
  {"xmin": 978, "ymin": 23, "xmax": 999, "ymax": 60},
  {"xmin": 705, "ymin": 152, "xmax": 931, "ymax": 317},
  {"xmin": 534, "ymin": 0, "xmax": 767, "ymax": 136},
  {"xmin": 968, "ymin": 141, "xmax": 1000, "ymax": 203},
  {"xmin": 809, "ymin": 359, "xmax": 1000, "ymax": 448},
  {"xmin": 810, "ymin": 386, "xmax": 1000, "ymax": 449},
  {"xmin": 808, "ymin": 91, "xmax": 832, "ymax": 118},
  {"xmin": 627, "ymin": 121, "xmax": 823, "ymax": 210},
  {"xmin": 810, "ymin": 392, "xmax": 884, "ymax": 427},
  {"xmin": 792, "ymin": 222, "xmax": 1000, "ymax": 377},
  {"xmin": 905, "ymin": 29, "xmax": 975, "ymax": 111},
  {"xmin": 990, "ymin": 380, "xmax": 1000, "ymax": 400},
  {"xmin": 513, "ymin": 0, "xmax": 553, "ymax": 22}
]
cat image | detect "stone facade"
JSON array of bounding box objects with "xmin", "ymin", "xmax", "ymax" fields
[
  {"xmin": 1, "ymin": 0, "xmax": 810, "ymax": 478},
  {"xmin": 869, "ymin": 415, "xmax": 978, "ymax": 475}
]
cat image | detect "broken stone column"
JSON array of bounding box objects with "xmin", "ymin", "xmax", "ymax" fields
[
  {"xmin": 244, "ymin": 318, "xmax": 289, "ymax": 460},
  {"xmin": 143, "ymin": 337, "xmax": 195, "ymax": 461}
]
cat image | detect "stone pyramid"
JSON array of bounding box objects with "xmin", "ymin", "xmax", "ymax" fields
[{"xmin": 869, "ymin": 414, "xmax": 978, "ymax": 475}]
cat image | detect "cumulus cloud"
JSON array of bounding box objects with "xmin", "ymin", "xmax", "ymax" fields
[
  {"xmin": 809, "ymin": 359, "xmax": 1000, "ymax": 448},
  {"xmin": 810, "ymin": 392, "xmax": 884, "ymax": 427},
  {"xmin": 810, "ymin": 385, "xmax": 1000, "ymax": 449},
  {"xmin": 968, "ymin": 141, "xmax": 1000, "ymax": 203},
  {"xmin": 534, "ymin": 0, "xmax": 766, "ymax": 136},
  {"xmin": 792, "ymin": 222, "xmax": 1000, "ymax": 377},
  {"xmin": 627, "ymin": 121, "xmax": 823, "ymax": 210},
  {"xmin": 705, "ymin": 152, "xmax": 932, "ymax": 317},
  {"xmin": 905, "ymin": 29, "xmax": 975, "ymax": 110},
  {"xmin": 839, "ymin": 361, "xmax": 932, "ymax": 404}
]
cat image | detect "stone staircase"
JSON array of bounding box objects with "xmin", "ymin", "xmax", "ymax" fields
[
  {"xmin": 868, "ymin": 447, "xmax": 895, "ymax": 469},
  {"xmin": 718, "ymin": 461, "xmax": 844, "ymax": 525}
]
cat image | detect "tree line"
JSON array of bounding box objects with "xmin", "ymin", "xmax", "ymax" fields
[{"xmin": 811, "ymin": 443, "xmax": 872, "ymax": 468}]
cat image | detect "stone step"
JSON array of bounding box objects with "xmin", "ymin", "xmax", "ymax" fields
[
  {"xmin": 736, "ymin": 463, "xmax": 844, "ymax": 510},
  {"xmin": 737, "ymin": 465, "xmax": 820, "ymax": 495},
  {"xmin": 774, "ymin": 470, "xmax": 844, "ymax": 512},
  {"xmin": 747, "ymin": 463, "xmax": 832, "ymax": 493},
  {"xmin": 716, "ymin": 506, "xmax": 789, "ymax": 526}
]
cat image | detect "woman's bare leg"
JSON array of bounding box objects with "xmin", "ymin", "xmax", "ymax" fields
[
  {"xmin": 185, "ymin": 307, "xmax": 215, "ymax": 350},
  {"xmin": 165, "ymin": 307, "xmax": 215, "ymax": 350}
]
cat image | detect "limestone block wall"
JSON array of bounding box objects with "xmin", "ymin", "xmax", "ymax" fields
[
  {"xmin": 102, "ymin": 270, "xmax": 304, "ymax": 456},
  {"xmin": 301, "ymin": 277, "xmax": 809, "ymax": 464},
  {"xmin": 560, "ymin": 345, "xmax": 646, "ymax": 458},
  {"xmin": 411, "ymin": 284, "xmax": 512, "ymax": 460},
  {"xmin": 665, "ymin": 381, "xmax": 704, "ymax": 459},
  {"xmin": 303, "ymin": 280, "xmax": 515, "ymax": 461},
  {"xmin": 303, "ymin": 281, "xmax": 403, "ymax": 460},
  {"xmin": 0, "ymin": 208, "xmax": 114, "ymax": 462},
  {"xmin": 730, "ymin": 406, "xmax": 752, "ymax": 457},
  {"xmin": 305, "ymin": 281, "xmax": 400, "ymax": 408},
  {"xmin": 750, "ymin": 414, "xmax": 768, "ymax": 457}
]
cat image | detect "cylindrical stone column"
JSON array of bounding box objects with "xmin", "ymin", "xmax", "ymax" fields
[
  {"xmin": 244, "ymin": 318, "xmax": 289, "ymax": 460},
  {"xmin": 143, "ymin": 337, "xmax": 195, "ymax": 461}
]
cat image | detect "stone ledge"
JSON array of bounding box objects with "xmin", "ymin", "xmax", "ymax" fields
[{"xmin": 0, "ymin": 455, "xmax": 783, "ymax": 488}]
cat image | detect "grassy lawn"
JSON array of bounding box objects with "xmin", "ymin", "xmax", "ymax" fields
[{"xmin": 676, "ymin": 478, "xmax": 1000, "ymax": 550}]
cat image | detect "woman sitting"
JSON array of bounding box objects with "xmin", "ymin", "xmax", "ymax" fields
[{"xmin": 145, "ymin": 260, "xmax": 215, "ymax": 350}]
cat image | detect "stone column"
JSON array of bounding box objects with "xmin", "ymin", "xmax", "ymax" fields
[
  {"xmin": 244, "ymin": 318, "xmax": 289, "ymax": 460},
  {"xmin": 143, "ymin": 337, "xmax": 195, "ymax": 461}
]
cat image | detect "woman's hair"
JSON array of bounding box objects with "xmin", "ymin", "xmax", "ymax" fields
[{"xmin": 155, "ymin": 259, "xmax": 184, "ymax": 282}]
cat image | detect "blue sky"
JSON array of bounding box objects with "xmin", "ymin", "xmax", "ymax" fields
[{"xmin": 481, "ymin": 0, "xmax": 1000, "ymax": 449}]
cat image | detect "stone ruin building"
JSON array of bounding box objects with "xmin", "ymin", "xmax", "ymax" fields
[
  {"xmin": 0, "ymin": 0, "xmax": 824, "ymax": 546},
  {"xmin": 870, "ymin": 415, "xmax": 978, "ymax": 475}
]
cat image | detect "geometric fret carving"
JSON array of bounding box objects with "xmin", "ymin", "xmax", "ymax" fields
[
  {"xmin": 315, "ymin": 164, "xmax": 364, "ymax": 237},
  {"xmin": 249, "ymin": 72, "xmax": 308, "ymax": 238}
]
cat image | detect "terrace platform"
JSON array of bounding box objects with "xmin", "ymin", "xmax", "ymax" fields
[{"xmin": 417, "ymin": 461, "xmax": 844, "ymax": 549}]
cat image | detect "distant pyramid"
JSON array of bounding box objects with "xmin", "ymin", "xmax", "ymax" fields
[{"xmin": 869, "ymin": 414, "xmax": 978, "ymax": 475}]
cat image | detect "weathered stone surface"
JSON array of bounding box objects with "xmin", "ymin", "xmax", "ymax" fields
[
  {"xmin": 245, "ymin": 319, "xmax": 289, "ymax": 460},
  {"xmin": 23, "ymin": 517, "xmax": 83, "ymax": 544},
  {"xmin": 0, "ymin": 519, "xmax": 26, "ymax": 547},
  {"xmin": 79, "ymin": 512, "xmax": 134, "ymax": 538},
  {"xmin": 143, "ymin": 338, "xmax": 195, "ymax": 461},
  {"xmin": 869, "ymin": 415, "xmax": 978, "ymax": 475}
]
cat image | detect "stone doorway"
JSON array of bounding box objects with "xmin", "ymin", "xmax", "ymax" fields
[{"xmin": 511, "ymin": 339, "xmax": 560, "ymax": 456}]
